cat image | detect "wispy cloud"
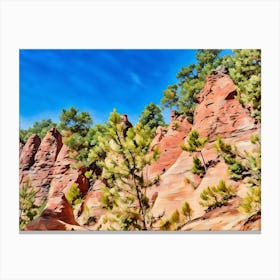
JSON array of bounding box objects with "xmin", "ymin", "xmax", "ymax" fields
[
  {"xmin": 129, "ymin": 71, "xmax": 143, "ymax": 87},
  {"xmin": 20, "ymin": 49, "xmax": 200, "ymax": 128}
]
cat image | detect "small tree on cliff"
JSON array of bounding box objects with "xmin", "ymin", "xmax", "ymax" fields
[
  {"xmin": 19, "ymin": 180, "xmax": 46, "ymax": 229},
  {"xmin": 138, "ymin": 102, "xmax": 166, "ymax": 133},
  {"xmin": 59, "ymin": 106, "xmax": 93, "ymax": 136},
  {"xmin": 161, "ymin": 50, "xmax": 222, "ymax": 116},
  {"xmin": 181, "ymin": 129, "xmax": 208, "ymax": 174},
  {"xmin": 215, "ymin": 135, "xmax": 261, "ymax": 216},
  {"xmin": 98, "ymin": 109, "xmax": 161, "ymax": 230},
  {"xmin": 228, "ymin": 49, "xmax": 261, "ymax": 120}
]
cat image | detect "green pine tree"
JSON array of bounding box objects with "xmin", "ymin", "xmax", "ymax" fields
[
  {"xmin": 215, "ymin": 135, "xmax": 261, "ymax": 216},
  {"xmin": 138, "ymin": 102, "xmax": 166, "ymax": 133},
  {"xmin": 228, "ymin": 49, "xmax": 261, "ymax": 120},
  {"xmin": 19, "ymin": 180, "xmax": 46, "ymax": 229},
  {"xmin": 199, "ymin": 180, "xmax": 236, "ymax": 212},
  {"xmin": 59, "ymin": 106, "xmax": 93, "ymax": 136},
  {"xmin": 181, "ymin": 129, "xmax": 208, "ymax": 173},
  {"xmin": 20, "ymin": 119, "xmax": 57, "ymax": 143},
  {"xmin": 98, "ymin": 109, "xmax": 161, "ymax": 230},
  {"xmin": 161, "ymin": 50, "xmax": 222, "ymax": 117}
]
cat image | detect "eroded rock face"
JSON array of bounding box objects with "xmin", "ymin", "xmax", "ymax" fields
[
  {"xmin": 194, "ymin": 74, "xmax": 258, "ymax": 140},
  {"xmin": 19, "ymin": 134, "xmax": 41, "ymax": 171},
  {"xmin": 24, "ymin": 195, "xmax": 79, "ymax": 231},
  {"xmin": 20, "ymin": 129, "xmax": 90, "ymax": 230},
  {"xmin": 23, "ymin": 143, "xmax": 89, "ymax": 230},
  {"xmin": 149, "ymin": 114, "xmax": 192, "ymax": 178},
  {"xmin": 25, "ymin": 128, "xmax": 63, "ymax": 206},
  {"xmin": 148, "ymin": 73, "xmax": 260, "ymax": 230}
]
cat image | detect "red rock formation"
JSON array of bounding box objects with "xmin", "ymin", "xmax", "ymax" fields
[
  {"xmin": 25, "ymin": 128, "xmax": 63, "ymax": 206},
  {"xmin": 24, "ymin": 195, "xmax": 79, "ymax": 230},
  {"xmin": 20, "ymin": 73, "xmax": 261, "ymax": 231},
  {"xmin": 149, "ymin": 114, "xmax": 192, "ymax": 178},
  {"xmin": 19, "ymin": 134, "xmax": 41, "ymax": 171},
  {"xmin": 23, "ymin": 144, "xmax": 90, "ymax": 230},
  {"xmin": 149, "ymin": 73, "xmax": 260, "ymax": 230},
  {"xmin": 194, "ymin": 73, "xmax": 258, "ymax": 139}
]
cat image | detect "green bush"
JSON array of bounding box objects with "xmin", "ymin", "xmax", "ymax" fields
[
  {"xmin": 19, "ymin": 181, "xmax": 45, "ymax": 229},
  {"xmin": 238, "ymin": 186, "xmax": 261, "ymax": 215},
  {"xmin": 65, "ymin": 183, "xmax": 82, "ymax": 206},
  {"xmin": 199, "ymin": 180, "xmax": 236, "ymax": 212},
  {"xmin": 181, "ymin": 201, "xmax": 192, "ymax": 221},
  {"xmin": 191, "ymin": 156, "xmax": 205, "ymax": 176}
]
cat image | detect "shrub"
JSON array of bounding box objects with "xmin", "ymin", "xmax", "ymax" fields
[
  {"xmin": 238, "ymin": 186, "xmax": 261, "ymax": 215},
  {"xmin": 199, "ymin": 180, "xmax": 236, "ymax": 212},
  {"xmin": 171, "ymin": 121, "xmax": 180, "ymax": 130},
  {"xmin": 191, "ymin": 156, "xmax": 205, "ymax": 176},
  {"xmin": 65, "ymin": 183, "xmax": 82, "ymax": 206},
  {"xmin": 19, "ymin": 181, "xmax": 45, "ymax": 229},
  {"xmin": 182, "ymin": 129, "xmax": 208, "ymax": 174},
  {"xmin": 181, "ymin": 201, "xmax": 192, "ymax": 221}
]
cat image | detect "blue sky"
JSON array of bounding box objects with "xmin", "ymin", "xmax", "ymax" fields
[{"xmin": 20, "ymin": 49, "xmax": 232, "ymax": 129}]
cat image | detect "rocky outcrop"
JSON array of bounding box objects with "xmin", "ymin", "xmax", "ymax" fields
[
  {"xmin": 19, "ymin": 134, "xmax": 41, "ymax": 171},
  {"xmin": 19, "ymin": 72, "xmax": 261, "ymax": 231},
  {"xmin": 194, "ymin": 74, "xmax": 258, "ymax": 140},
  {"xmin": 148, "ymin": 73, "xmax": 260, "ymax": 230},
  {"xmin": 149, "ymin": 113, "xmax": 192, "ymax": 178},
  {"xmin": 23, "ymin": 128, "xmax": 63, "ymax": 206},
  {"xmin": 24, "ymin": 195, "xmax": 80, "ymax": 231},
  {"xmin": 19, "ymin": 129, "xmax": 89, "ymax": 230}
]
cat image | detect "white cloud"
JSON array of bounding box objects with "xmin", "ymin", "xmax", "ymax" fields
[{"xmin": 129, "ymin": 71, "xmax": 143, "ymax": 87}]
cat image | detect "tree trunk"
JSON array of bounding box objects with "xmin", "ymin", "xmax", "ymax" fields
[{"xmin": 200, "ymin": 151, "xmax": 207, "ymax": 174}]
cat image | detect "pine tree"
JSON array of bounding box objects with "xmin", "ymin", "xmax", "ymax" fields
[
  {"xmin": 181, "ymin": 201, "xmax": 192, "ymax": 221},
  {"xmin": 161, "ymin": 85, "xmax": 179, "ymax": 110},
  {"xmin": 59, "ymin": 106, "xmax": 93, "ymax": 136},
  {"xmin": 19, "ymin": 180, "xmax": 46, "ymax": 229},
  {"xmin": 215, "ymin": 135, "xmax": 261, "ymax": 216},
  {"xmin": 215, "ymin": 136, "xmax": 260, "ymax": 182},
  {"xmin": 181, "ymin": 129, "xmax": 208, "ymax": 173},
  {"xmin": 20, "ymin": 119, "xmax": 57, "ymax": 142},
  {"xmin": 64, "ymin": 123, "xmax": 107, "ymax": 168},
  {"xmin": 238, "ymin": 186, "xmax": 261, "ymax": 215},
  {"xmin": 228, "ymin": 49, "xmax": 261, "ymax": 120},
  {"xmin": 138, "ymin": 102, "xmax": 165, "ymax": 133},
  {"xmin": 161, "ymin": 50, "xmax": 222, "ymax": 116},
  {"xmin": 98, "ymin": 109, "xmax": 161, "ymax": 230},
  {"xmin": 199, "ymin": 180, "xmax": 236, "ymax": 212},
  {"xmin": 191, "ymin": 156, "xmax": 205, "ymax": 176},
  {"xmin": 159, "ymin": 202, "xmax": 193, "ymax": 230}
]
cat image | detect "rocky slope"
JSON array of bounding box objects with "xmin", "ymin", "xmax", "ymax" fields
[{"xmin": 19, "ymin": 72, "xmax": 260, "ymax": 231}]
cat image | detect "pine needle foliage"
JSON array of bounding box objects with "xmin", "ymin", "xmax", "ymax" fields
[
  {"xmin": 19, "ymin": 180, "xmax": 45, "ymax": 230},
  {"xmin": 65, "ymin": 183, "xmax": 83, "ymax": 206},
  {"xmin": 20, "ymin": 119, "xmax": 57, "ymax": 143},
  {"xmin": 238, "ymin": 186, "xmax": 261, "ymax": 215},
  {"xmin": 191, "ymin": 156, "xmax": 205, "ymax": 176},
  {"xmin": 159, "ymin": 202, "xmax": 193, "ymax": 230},
  {"xmin": 199, "ymin": 180, "xmax": 236, "ymax": 212},
  {"xmin": 182, "ymin": 129, "xmax": 208, "ymax": 173},
  {"xmin": 215, "ymin": 135, "xmax": 261, "ymax": 216},
  {"xmin": 228, "ymin": 50, "xmax": 261, "ymax": 120},
  {"xmin": 59, "ymin": 106, "xmax": 93, "ymax": 137},
  {"xmin": 161, "ymin": 50, "xmax": 222, "ymax": 117},
  {"xmin": 98, "ymin": 109, "xmax": 161, "ymax": 230},
  {"xmin": 215, "ymin": 136, "xmax": 261, "ymax": 183},
  {"xmin": 181, "ymin": 201, "xmax": 192, "ymax": 221},
  {"xmin": 138, "ymin": 102, "xmax": 166, "ymax": 133}
]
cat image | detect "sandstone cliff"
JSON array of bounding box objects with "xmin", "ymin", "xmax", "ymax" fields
[{"xmin": 19, "ymin": 72, "xmax": 260, "ymax": 231}]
